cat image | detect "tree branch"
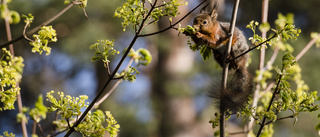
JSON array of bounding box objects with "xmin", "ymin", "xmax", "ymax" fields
[
  {"xmin": 229, "ymin": 130, "xmax": 249, "ymax": 135},
  {"xmin": 264, "ymin": 115, "xmax": 295, "ymax": 126},
  {"xmin": 32, "ymin": 121, "xmax": 36, "ymax": 136},
  {"xmin": 137, "ymin": 0, "xmax": 208, "ymax": 37},
  {"xmin": 220, "ymin": 0, "xmax": 241, "ymax": 136},
  {"xmin": 295, "ymin": 33, "xmax": 320, "ymax": 61},
  {"xmin": 227, "ymin": 33, "xmax": 278, "ymax": 64},
  {"xmin": 37, "ymin": 122, "xmax": 46, "ymax": 137},
  {"xmin": 248, "ymin": 0, "xmax": 269, "ymax": 130},
  {"xmin": 256, "ymin": 75, "xmax": 283, "ymax": 137}
]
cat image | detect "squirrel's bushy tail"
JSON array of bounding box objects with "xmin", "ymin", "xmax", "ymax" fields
[{"xmin": 210, "ymin": 67, "xmax": 253, "ymax": 112}]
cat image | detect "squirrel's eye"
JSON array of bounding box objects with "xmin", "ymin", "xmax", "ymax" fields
[{"xmin": 202, "ymin": 20, "xmax": 208, "ymax": 25}]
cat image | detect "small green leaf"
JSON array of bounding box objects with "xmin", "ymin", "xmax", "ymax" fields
[
  {"xmin": 94, "ymin": 51, "xmax": 102, "ymax": 55},
  {"xmin": 9, "ymin": 10, "xmax": 20, "ymax": 24},
  {"xmin": 214, "ymin": 130, "xmax": 220, "ymax": 136},
  {"xmin": 137, "ymin": 48, "xmax": 152, "ymax": 66},
  {"xmin": 90, "ymin": 39, "xmax": 119, "ymax": 64},
  {"xmin": 199, "ymin": 46, "xmax": 212, "ymax": 61},
  {"xmin": 282, "ymin": 52, "xmax": 296, "ymax": 70},
  {"xmin": 179, "ymin": 25, "xmax": 195, "ymax": 35},
  {"xmin": 259, "ymin": 22, "xmax": 270, "ymax": 32},
  {"xmin": 31, "ymin": 95, "xmax": 48, "ymax": 122},
  {"xmin": 316, "ymin": 123, "xmax": 320, "ymax": 130}
]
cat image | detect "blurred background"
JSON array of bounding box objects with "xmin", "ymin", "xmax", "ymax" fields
[{"xmin": 0, "ymin": 0, "xmax": 320, "ymax": 136}]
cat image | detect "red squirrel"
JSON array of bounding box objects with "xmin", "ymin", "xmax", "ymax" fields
[{"xmin": 187, "ymin": 4, "xmax": 253, "ymax": 111}]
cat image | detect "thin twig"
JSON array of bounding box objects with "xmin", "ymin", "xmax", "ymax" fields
[
  {"xmin": 105, "ymin": 62, "xmax": 111, "ymax": 76},
  {"xmin": 32, "ymin": 121, "xmax": 37, "ymax": 135},
  {"xmin": 264, "ymin": 115, "xmax": 295, "ymax": 125},
  {"xmin": 260, "ymin": 81, "xmax": 276, "ymax": 98},
  {"xmin": 28, "ymin": 1, "xmax": 76, "ymax": 35},
  {"xmin": 144, "ymin": 19, "xmax": 158, "ymax": 27},
  {"xmin": 227, "ymin": 33, "xmax": 277, "ymax": 64},
  {"xmin": 229, "ymin": 130, "xmax": 249, "ymax": 135},
  {"xmin": 295, "ymin": 33, "xmax": 320, "ymax": 61},
  {"xmin": 220, "ymin": 0, "xmax": 241, "ymax": 136},
  {"xmin": 82, "ymin": 8, "xmax": 90, "ymax": 23},
  {"xmin": 259, "ymin": 0, "xmax": 269, "ymax": 69},
  {"xmin": 37, "ymin": 122, "xmax": 46, "ymax": 137},
  {"xmin": 154, "ymin": 4, "xmax": 166, "ymax": 8},
  {"xmin": 248, "ymin": 0, "xmax": 269, "ymax": 130},
  {"xmin": 23, "ymin": 22, "xmax": 33, "ymax": 42},
  {"xmin": 256, "ymin": 75, "xmax": 283, "ymax": 137}
]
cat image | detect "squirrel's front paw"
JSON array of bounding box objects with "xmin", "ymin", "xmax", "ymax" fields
[{"xmin": 195, "ymin": 32, "xmax": 203, "ymax": 39}]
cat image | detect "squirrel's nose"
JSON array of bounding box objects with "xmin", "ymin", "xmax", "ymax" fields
[{"xmin": 193, "ymin": 25, "xmax": 199, "ymax": 31}]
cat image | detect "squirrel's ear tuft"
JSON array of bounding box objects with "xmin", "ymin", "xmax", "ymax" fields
[
  {"xmin": 210, "ymin": 9, "xmax": 218, "ymax": 20},
  {"xmin": 210, "ymin": 2, "xmax": 218, "ymax": 20}
]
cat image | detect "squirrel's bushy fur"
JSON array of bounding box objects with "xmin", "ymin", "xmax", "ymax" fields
[
  {"xmin": 190, "ymin": 4, "xmax": 253, "ymax": 111},
  {"xmin": 209, "ymin": 68, "xmax": 253, "ymax": 112}
]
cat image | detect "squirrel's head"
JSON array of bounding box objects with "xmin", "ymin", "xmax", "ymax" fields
[{"xmin": 193, "ymin": 3, "xmax": 218, "ymax": 34}]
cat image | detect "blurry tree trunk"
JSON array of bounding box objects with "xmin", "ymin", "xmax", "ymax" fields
[{"xmin": 149, "ymin": 1, "xmax": 196, "ymax": 136}]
